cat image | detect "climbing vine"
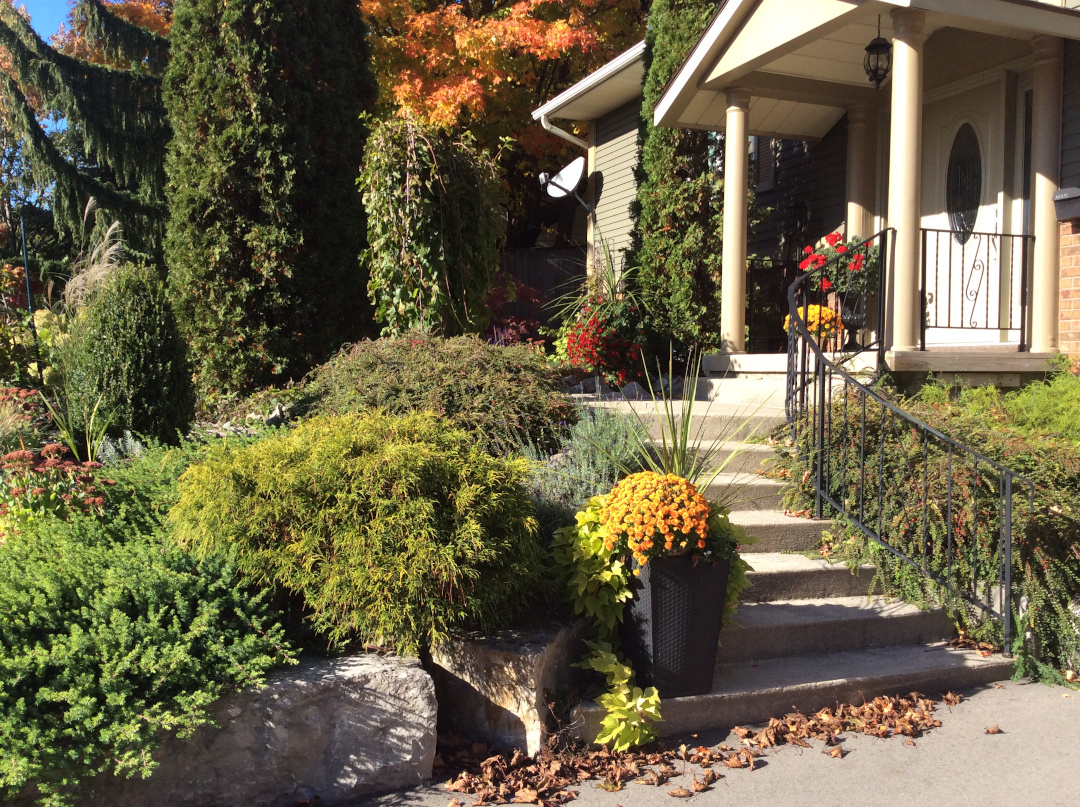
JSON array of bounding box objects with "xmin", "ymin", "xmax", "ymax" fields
[{"xmin": 358, "ymin": 118, "xmax": 505, "ymax": 337}]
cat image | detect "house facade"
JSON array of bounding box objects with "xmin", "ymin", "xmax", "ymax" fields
[{"xmin": 534, "ymin": 0, "xmax": 1080, "ymax": 378}]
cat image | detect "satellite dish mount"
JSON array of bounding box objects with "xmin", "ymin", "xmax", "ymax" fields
[{"xmin": 539, "ymin": 156, "xmax": 592, "ymax": 214}]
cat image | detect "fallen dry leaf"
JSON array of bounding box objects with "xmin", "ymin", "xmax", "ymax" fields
[
  {"xmin": 995, "ymin": 683, "xmax": 1004, "ymax": 689},
  {"xmin": 985, "ymin": 726, "xmax": 1003, "ymax": 735},
  {"xmin": 667, "ymin": 787, "xmax": 692, "ymax": 798},
  {"xmin": 634, "ymin": 769, "xmax": 660, "ymax": 787},
  {"xmin": 438, "ymin": 691, "xmax": 953, "ymax": 805},
  {"xmin": 448, "ymin": 800, "xmax": 464, "ymax": 807},
  {"xmin": 904, "ymin": 739, "xmax": 916, "ymax": 747}
]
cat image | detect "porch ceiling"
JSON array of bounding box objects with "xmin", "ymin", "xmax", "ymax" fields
[{"xmin": 657, "ymin": 0, "xmax": 1080, "ymax": 138}]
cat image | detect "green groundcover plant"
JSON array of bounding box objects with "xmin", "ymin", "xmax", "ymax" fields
[
  {"xmin": 772, "ymin": 371, "xmax": 1080, "ymax": 681},
  {"xmin": 169, "ymin": 412, "xmax": 547, "ymax": 655},
  {"xmin": 0, "ymin": 441, "xmax": 293, "ymax": 807}
]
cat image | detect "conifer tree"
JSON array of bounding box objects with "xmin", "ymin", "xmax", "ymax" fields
[
  {"xmin": 629, "ymin": 0, "xmax": 725, "ymax": 348},
  {"xmin": 0, "ymin": 1, "xmax": 168, "ymax": 257},
  {"xmin": 164, "ymin": 0, "xmax": 377, "ymax": 395}
]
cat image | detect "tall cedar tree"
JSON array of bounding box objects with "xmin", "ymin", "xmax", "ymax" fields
[
  {"xmin": 629, "ymin": 0, "xmax": 725, "ymax": 348},
  {"xmin": 0, "ymin": 0, "xmax": 168, "ymax": 257},
  {"xmin": 164, "ymin": 0, "xmax": 377, "ymax": 395}
]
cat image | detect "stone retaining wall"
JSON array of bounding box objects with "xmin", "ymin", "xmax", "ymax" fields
[{"xmin": 71, "ymin": 655, "xmax": 436, "ymax": 807}]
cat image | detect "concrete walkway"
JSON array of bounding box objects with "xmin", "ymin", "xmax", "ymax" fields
[{"xmin": 355, "ymin": 680, "xmax": 1079, "ymax": 807}]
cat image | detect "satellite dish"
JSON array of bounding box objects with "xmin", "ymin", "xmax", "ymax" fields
[{"xmin": 539, "ymin": 156, "xmax": 592, "ymax": 214}]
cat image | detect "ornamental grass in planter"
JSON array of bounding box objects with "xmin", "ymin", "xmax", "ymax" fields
[{"xmin": 553, "ymin": 351, "xmax": 756, "ymax": 750}]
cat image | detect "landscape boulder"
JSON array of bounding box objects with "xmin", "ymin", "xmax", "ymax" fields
[{"xmin": 81, "ymin": 654, "xmax": 436, "ymax": 807}]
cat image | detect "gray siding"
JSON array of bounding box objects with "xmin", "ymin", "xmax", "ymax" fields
[
  {"xmin": 1062, "ymin": 39, "xmax": 1080, "ymax": 190},
  {"xmin": 753, "ymin": 117, "xmax": 848, "ymax": 262},
  {"xmin": 592, "ymin": 101, "xmax": 641, "ymax": 270}
]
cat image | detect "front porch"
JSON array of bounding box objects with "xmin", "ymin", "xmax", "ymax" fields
[{"xmin": 656, "ymin": 0, "xmax": 1080, "ymax": 375}]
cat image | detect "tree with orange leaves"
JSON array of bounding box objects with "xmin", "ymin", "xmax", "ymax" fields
[
  {"xmin": 363, "ymin": 1, "xmax": 645, "ymax": 156},
  {"xmin": 362, "ymin": 1, "xmax": 645, "ymax": 246}
]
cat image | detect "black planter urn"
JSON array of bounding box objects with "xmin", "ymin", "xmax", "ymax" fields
[
  {"xmin": 840, "ymin": 292, "xmax": 866, "ymax": 350},
  {"xmin": 619, "ymin": 555, "xmax": 731, "ymax": 698}
]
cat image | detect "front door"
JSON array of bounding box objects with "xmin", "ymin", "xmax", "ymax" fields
[{"xmin": 920, "ymin": 78, "xmax": 1026, "ymax": 346}]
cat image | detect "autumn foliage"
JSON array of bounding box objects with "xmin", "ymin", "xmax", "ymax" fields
[{"xmin": 362, "ymin": 0, "xmax": 644, "ymax": 153}]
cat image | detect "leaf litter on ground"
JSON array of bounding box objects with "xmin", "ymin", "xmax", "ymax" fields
[{"xmin": 440, "ymin": 691, "xmax": 955, "ymax": 804}]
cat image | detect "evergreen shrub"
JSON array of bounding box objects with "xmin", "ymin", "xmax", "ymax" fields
[
  {"xmin": 165, "ymin": 0, "xmax": 377, "ymax": 394},
  {"xmin": 629, "ymin": 0, "xmax": 727, "ymax": 347},
  {"xmin": 0, "ymin": 449, "xmax": 292, "ymax": 807},
  {"xmin": 169, "ymin": 412, "xmax": 546, "ymax": 654},
  {"xmin": 302, "ymin": 334, "xmax": 574, "ymax": 455},
  {"xmin": 61, "ymin": 263, "xmax": 194, "ymax": 444}
]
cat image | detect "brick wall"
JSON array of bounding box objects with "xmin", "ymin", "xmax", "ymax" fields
[{"xmin": 1061, "ymin": 219, "xmax": 1080, "ymax": 359}]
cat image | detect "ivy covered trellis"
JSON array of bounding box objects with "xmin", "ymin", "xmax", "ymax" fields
[{"xmin": 0, "ymin": 0, "xmax": 168, "ymax": 257}]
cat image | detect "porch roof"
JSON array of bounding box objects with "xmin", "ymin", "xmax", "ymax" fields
[
  {"xmin": 531, "ymin": 41, "xmax": 645, "ymax": 123},
  {"xmin": 655, "ymin": 0, "xmax": 1080, "ymax": 140}
]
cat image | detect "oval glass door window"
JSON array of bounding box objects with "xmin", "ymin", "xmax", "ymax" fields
[{"xmin": 946, "ymin": 123, "xmax": 982, "ymax": 244}]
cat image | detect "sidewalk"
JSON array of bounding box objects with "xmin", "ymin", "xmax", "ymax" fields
[{"xmin": 356, "ymin": 679, "xmax": 1079, "ymax": 807}]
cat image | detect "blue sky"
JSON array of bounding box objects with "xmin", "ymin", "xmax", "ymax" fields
[{"xmin": 19, "ymin": 1, "xmax": 70, "ymax": 39}]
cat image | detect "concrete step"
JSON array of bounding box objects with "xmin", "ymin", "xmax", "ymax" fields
[
  {"xmin": 582, "ymin": 401, "xmax": 788, "ymax": 442},
  {"xmin": 575, "ymin": 643, "xmax": 1014, "ymax": 740},
  {"xmin": 645, "ymin": 441, "xmax": 777, "ymax": 476},
  {"xmin": 743, "ymin": 553, "xmax": 876, "ymax": 602},
  {"xmin": 729, "ymin": 511, "xmax": 831, "ymax": 552},
  {"xmin": 717, "ymin": 596, "xmax": 956, "ymax": 663},
  {"xmin": 704, "ymin": 473, "xmax": 785, "ymax": 511}
]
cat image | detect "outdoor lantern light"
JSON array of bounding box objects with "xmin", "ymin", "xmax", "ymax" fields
[{"xmin": 864, "ymin": 16, "xmax": 892, "ymax": 89}]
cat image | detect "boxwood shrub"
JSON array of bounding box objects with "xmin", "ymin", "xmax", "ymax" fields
[
  {"xmin": 300, "ymin": 334, "xmax": 574, "ymax": 454},
  {"xmin": 60, "ymin": 263, "xmax": 194, "ymax": 444},
  {"xmin": 169, "ymin": 411, "xmax": 546, "ymax": 653}
]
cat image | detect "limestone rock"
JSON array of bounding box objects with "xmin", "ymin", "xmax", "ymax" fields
[
  {"xmin": 430, "ymin": 621, "xmax": 586, "ymax": 756},
  {"xmin": 78, "ymin": 654, "xmax": 436, "ymax": 807}
]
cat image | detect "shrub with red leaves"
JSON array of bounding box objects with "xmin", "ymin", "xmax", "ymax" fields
[{"xmin": 0, "ymin": 443, "xmax": 112, "ymax": 541}]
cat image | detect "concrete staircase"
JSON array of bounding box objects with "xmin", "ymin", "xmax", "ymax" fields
[{"xmin": 578, "ymin": 379, "xmax": 1015, "ymax": 739}]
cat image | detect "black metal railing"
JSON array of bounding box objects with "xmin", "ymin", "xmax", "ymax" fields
[
  {"xmin": 920, "ymin": 229, "xmax": 1034, "ymax": 351},
  {"xmin": 786, "ymin": 229, "xmax": 1035, "ymax": 655}
]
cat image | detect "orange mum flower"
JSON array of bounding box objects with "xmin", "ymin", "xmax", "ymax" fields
[{"xmin": 600, "ymin": 471, "xmax": 711, "ymax": 567}]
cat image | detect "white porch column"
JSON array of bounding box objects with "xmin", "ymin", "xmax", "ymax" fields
[
  {"xmin": 845, "ymin": 105, "xmax": 875, "ymax": 240},
  {"xmin": 886, "ymin": 8, "xmax": 926, "ymax": 352},
  {"xmin": 1031, "ymin": 36, "xmax": 1063, "ymax": 353},
  {"xmin": 721, "ymin": 88, "xmax": 751, "ymax": 353}
]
